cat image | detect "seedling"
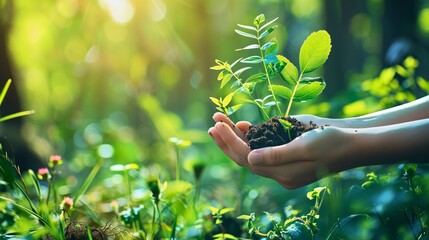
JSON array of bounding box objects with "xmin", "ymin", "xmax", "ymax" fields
[{"xmin": 210, "ymin": 14, "xmax": 331, "ymax": 148}]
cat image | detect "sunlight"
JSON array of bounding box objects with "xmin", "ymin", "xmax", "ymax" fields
[{"xmin": 98, "ymin": 0, "xmax": 134, "ymax": 24}]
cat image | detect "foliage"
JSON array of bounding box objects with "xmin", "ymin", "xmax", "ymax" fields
[
  {"xmin": 238, "ymin": 187, "xmax": 329, "ymax": 239},
  {"xmin": 210, "ymin": 14, "xmax": 331, "ymax": 119}
]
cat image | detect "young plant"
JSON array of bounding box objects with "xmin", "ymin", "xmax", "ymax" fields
[{"xmin": 210, "ymin": 14, "xmax": 332, "ymax": 148}]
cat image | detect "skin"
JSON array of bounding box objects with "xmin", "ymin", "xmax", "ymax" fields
[{"xmin": 208, "ymin": 95, "xmax": 429, "ymax": 189}]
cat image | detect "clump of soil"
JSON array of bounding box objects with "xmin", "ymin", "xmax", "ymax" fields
[{"xmin": 245, "ymin": 116, "xmax": 318, "ymax": 149}]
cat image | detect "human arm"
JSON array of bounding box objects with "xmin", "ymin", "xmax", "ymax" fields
[
  {"xmin": 208, "ymin": 113, "xmax": 429, "ymax": 189},
  {"xmin": 294, "ymin": 95, "xmax": 429, "ymax": 128}
]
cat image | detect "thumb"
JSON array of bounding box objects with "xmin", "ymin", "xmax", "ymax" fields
[{"xmin": 248, "ymin": 146, "xmax": 283, "ymax": 166}]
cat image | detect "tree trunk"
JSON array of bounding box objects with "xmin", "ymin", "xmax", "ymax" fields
[{"xmin": 0, "ymin": 1, "xmax": 43, "ymax": 171}]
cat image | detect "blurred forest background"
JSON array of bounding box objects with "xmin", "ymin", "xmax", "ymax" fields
[{"xmin": 1, "ymin": 0, "xmax": 429, "ymax": 217}]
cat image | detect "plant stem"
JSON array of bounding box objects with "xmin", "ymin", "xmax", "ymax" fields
[
  {"xmin": 228, "ymin": 68, "xmax": 270, "ymax": 120},
  {"xmin": 46, "ymin": 166, "xmax": 56, "ymax": 205},
  {"xmin": 175, "ymin": 146, "xmax": 181, "ymax": 181},
  {"xmin": 285, "ymin": 72, "xmax": 304, "ymax": 117},
  {"xmin": 125, "ymin": 170, "xmax": 133, "ymax": 203},
  {"xmin": 257, "ymin": 27, "xmax": 282, "ymax": 117}
]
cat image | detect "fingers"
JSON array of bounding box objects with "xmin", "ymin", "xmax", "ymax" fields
[
  {"xmin": 247, "ymin": 138, "xmax": 306, "ymax": 166},
  {"xmin": 211, "ymin": 122, "xmax": 251, "ymax": 166},
  {"xmin": 208, "ymin": 126, "xmax": 237, "ymax": 163},
  {"xmin": 213, "ymin": 112, "xmax": 234, "ymax": 127},
  {"xmin": 236, "ymin": 121, "xmax": 251, "ymax": 135},
  {"xmin": 212, "ymin": 112, "xmax": 248, "ymax": 140}
]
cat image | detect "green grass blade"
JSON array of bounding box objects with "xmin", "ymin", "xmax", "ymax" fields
[
  {"xmin": 72, "ymin": 158, "xmax": 104, "ymax": 206},
  {"xmin": 28, "ymin": 169, "xmax": 43, "ymax": 202},
  {"xmin": 0, "ymin": 110, "xmax": 35, "ymax": 122},
  {"xmin": 87, "ymin": 225, "xmax": 94, "ymax": 240},
  {"xmin": 0, "ymin": 196, "xmax": 51, "ymax": 228},
  {"xmin": 0, "ymin": 79, "xmax": 11, "ymax": 106}
]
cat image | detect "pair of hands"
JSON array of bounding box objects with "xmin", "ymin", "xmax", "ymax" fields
[{"xmin": 208, "ymin": 113, "xmax": 354, "ymax": 189}]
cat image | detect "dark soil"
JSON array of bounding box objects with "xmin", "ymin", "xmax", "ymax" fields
[{"xmin": 245, "ymin": 116, "xmax": 318, "ymax": 149}]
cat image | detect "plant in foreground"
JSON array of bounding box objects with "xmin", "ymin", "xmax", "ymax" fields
[
  {"xmin": 0, "ymin": 153, "xmax": 111, "ymax": 239},
  {"xmin": 210, "ymin": 14, "xmax": 331, "ymax": 149},
  {"xmin": 238, "ymin": 186, "xmax": 329, "ymax": 239}
]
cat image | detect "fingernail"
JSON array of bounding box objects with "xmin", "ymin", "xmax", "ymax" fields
[
  {"xmin": 248, "ymin": 150, "xmax": 263, "ymax": 165},
  {"xmin": 207, "ymin": 128, "xmax": 214, "ymax": 137}
]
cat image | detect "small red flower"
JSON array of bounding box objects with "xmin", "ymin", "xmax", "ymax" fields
[
  {"xmin": 49, "ymin": 155, "xmax": 63, "ymax": 168},
  {"xmin": 60, "ymin": 196, "xmax": 74, "ymax": 212},
  {"xmin": 37, "ymin": 168, "xmax": 50, "ymax": 180}
]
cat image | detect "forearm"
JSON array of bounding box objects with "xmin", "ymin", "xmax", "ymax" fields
[
  {"xmin": 347, "ymin": 118, "xmax": 429, "ymax": 169},
  {"xmin": 320, "ymin": 95, "xmax": 429, "ymax": 128}
]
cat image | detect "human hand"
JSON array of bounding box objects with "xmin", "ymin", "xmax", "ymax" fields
[{"xmin": 208, "ymin": 113, "xmax": 356, "ymax": 189}]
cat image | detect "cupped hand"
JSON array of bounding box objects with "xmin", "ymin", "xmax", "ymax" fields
[{"xmin": 208, "ymin": 113, "xmax": 355, "ymax": 189}]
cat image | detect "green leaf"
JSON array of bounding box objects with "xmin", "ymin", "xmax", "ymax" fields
[
  {"xmin": 260, "ymin": 17, "xmax": 279, "ymax": 31},
  {"xmin": 222, "ymin": 92, "xmax": 234, "ymax": 106},
  {"xmin": 294, "ymin": 80, "xmax": 326, "ymax": 102},
  {"xmin": 241, "ymin": 56, "xmax": 263, "ymax": 64},
  {"xmin": 217, "ymin": 70, "xmax": 227, "ymax": 80},
  {"xmin": 219, "ymin": 207, "xmax": 235, "ymax": 215},
  {"xmin": 299, "ymin": 30, "xmax": 332, "ymax": 73},
  {"xmin": 237, "ymin": 215, "xmax": 252, "ymax": 220},
  {"xmin": 210, "ymin": 65, "xmax": 224, "ymax": 71},
  {"xmin": 234, "ymin": 67, "xmax": 252, "ymax": 76},
  {"xmin": 264, "ymin": 53, "xmax": 278, "ymax": 64},
  {"xmin": 0, "ymin": 110, "xmax": 35, "ymax": 122},
  {"xmin": 73, "ymin": 158, "xmax": 104, "ymax": 206},
  {"xmin": 263, "ymin": 101, "xmax": 278, "ymax": 108},
  {"xmin": 259, "ymin": 25, "xmax": 278, "ymax": 39},
  {"xmin": 230, "ymin": 58, "xmax": 242, "ymax": 68},
  {"xmin": 306, "ymin": 186, "xmax": 327, "ymax": 200},
  {"xmin": 237, "ymin": 24, "xmax": 257, "ymax": 31},
  {"xmin": 279, "ymin": 118, "xmax": 292, "ymax": 131},
  {"xmin": 263, "ymin": 38, "xmax": 279, "ymax": 56},
  {"xmin": 209, "ymin": 97, "xmax": 221, "ymax": 107},
  {"xmin": 278, "ymin": 55, "xmax": 298, "ymax": 85},
  {"xmin": 417, "ymin": 77, "xmax": 429, "ymax": 93},
  {"xmin": 261, "ymin": 41, "xmax": 275, "ymax": 51},
  {"xmin": 0, "ymin": 79, "xmax": 11, "ymax": 106},
  {"xmin": 230, "ymin": 80, "xmax": 241, "ymax": 89},
  {"xmin": 215, "ymin": 107, "xmax": 225, "ymax": 113},
  {"xmin": 28, "ymin": 170, "xmax": 42, "ymax": 201},
  {"xmin": 213, "ymin": 233, "xmax": 238, "ymax": 240},
  {"xmin": 300, "ymin": 76, "xmax": 324, "ymax": 84},
  {"xmin": 253, "ymin": 14, "xmax": 265, "ymax": 27},
  {"xmin": 234, "ymin": 29, "xmax": 257, "ymax": 39},
  {"xmin": 236, "ymin": 44, "xmax": 259, "ymax": 51},
  {"xmin": 246, "ymin": 73, "xmax": 266, "ymax": 83},
  {"xmin": 227, "ymin": 104, "xmax": 242, "ymax": 115},
  {"xmin": 270, "ymin": 85, "xmax": 292, "ymax": 100},
  {"xmin": 220, "ymin": 74, "xmax": 233, "ymax": 89},
  {"xmin": 237, "ymin": 82, "xmax": 256, "ymax": 94}
]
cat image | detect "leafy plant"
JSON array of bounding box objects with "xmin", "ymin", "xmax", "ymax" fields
[
  {"xmin": 238, "ymin": 186, "xmax": 330, "ymax": 239},
  {"xmin": 210, "ymin": 14, "xmax": 331, "ymax": 119}
]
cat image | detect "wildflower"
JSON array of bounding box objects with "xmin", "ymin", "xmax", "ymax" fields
[
  {"xmin": 37, "ymin": 168, "xmax": 50, "ymax": 180},
  {"xmin": 111, "ymin": 200, "xmax": 119, "ymax": 214},
  {"xmin": 192, "ymin": 161, "xmax": 205, "ymax": 181},
  {"xmin": 60, "ymin": 196, "xmax": 74, "ymax": 212},
  {"xmin": 49, "ymin": 155, "xmax": 63, "ymax": 168},
  {"xmin": 146, "ymin": 177, "xmax": 161, "ymax": 204}
]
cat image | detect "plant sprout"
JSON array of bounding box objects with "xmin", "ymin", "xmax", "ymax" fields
[{"xmin": 210, "ymin": 14, "xmax": 331, "ymax": 120}]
